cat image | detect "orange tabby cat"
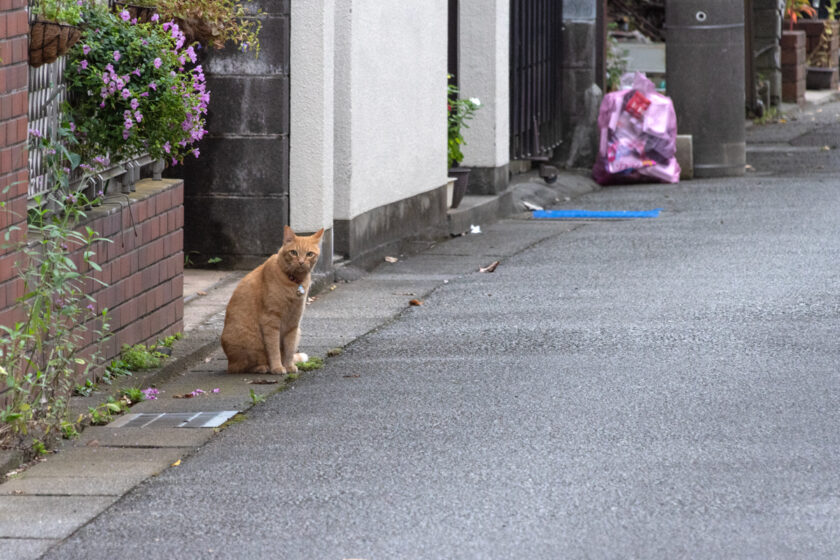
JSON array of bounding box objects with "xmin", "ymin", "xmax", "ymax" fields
[{"xmin": 221, "ymin": 226, "xmax": 324, "ymax": 374}]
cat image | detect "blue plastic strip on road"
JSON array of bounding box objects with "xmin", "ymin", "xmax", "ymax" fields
[{"xmin": 532, "ymin": 208, "xmax": 662, "ymax": 219}]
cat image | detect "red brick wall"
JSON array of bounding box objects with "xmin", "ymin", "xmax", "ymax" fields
[
  {"xmin": 0, "ymin": 0, "xmax": 29, "ymax": 329},
  {"xmin": 0, "ymin": 177, "xmax": 185, "ymax": 375},
  {"xmin": 76, "ymin": 179, "xmax": 185, "ymax": 364}
]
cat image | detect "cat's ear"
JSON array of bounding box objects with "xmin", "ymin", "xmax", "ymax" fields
[
  {"xmin": 283, "ymin": 225, "xmax": 296, "ymax": 245},
  {"xmin": 311, "ymin": 228, "xmax": 325, "ymax": 243}
]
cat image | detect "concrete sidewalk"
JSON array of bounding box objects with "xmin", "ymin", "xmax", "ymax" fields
[{"xmin": 0, "ymin": 170, "xmax": 596, "ymax": 560}]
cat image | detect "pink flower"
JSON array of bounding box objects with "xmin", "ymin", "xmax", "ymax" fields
[
  {"xmin": 134, "ymin": 111, "xmax": 143, "ymax": 122},
  {"xmin": 119, "ymin": 10, "xmax": 130, "ymax": 21},
  {"xmin": 212, "ymin": 388, "xmax": 220, "ymax": 393},
  {"xmin": 192, "ymin": 148, "xmax": 199, "ymax": 158},
  {"xmin": 121, "ymin": 88, "xmax": 131, "ymax": 99},
  {"xmin": 82, "ymin": 45, "xmax": 91, "ymax": 55},
  {"xmin": 80, "ymin": 59, "xmax": 88, "ymax": 70},
  {"xmin": 151, "ymin": 13, "xmax": 159, "ymax": 22},
  {"xmin": 163, "ymin": 141, "xmax": 171, "ymax": 153},
  {"xmin": 153, "ymin": 57, "xmax": 162, "ymax": 68},
  {"xmin": 130, "ymin": 98, "xmax": 139, "ymax": 110},
  {"xmin": 113, "ymin": 50, "xmax": 121, "ymax": 61}
]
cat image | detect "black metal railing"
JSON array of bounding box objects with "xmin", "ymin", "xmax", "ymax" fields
[{"xmin": 509, "ymin": 0, "xmax": 563, "ymax": 160}]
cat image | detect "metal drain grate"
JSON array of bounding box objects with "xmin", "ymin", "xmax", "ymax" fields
[{"xmin": 108, "ymin": 411, "xmax": 239, "ymax": 429}]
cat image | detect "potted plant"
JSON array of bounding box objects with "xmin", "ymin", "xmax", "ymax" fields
[
  {"xmin": 447, "ymin": 77, "xmax": 481, "ymax": 209},
  {"xmin": 63, "ymin": 4, "xmax": 208, "ymax": 171},
  {"xmin": 803, "ymin": 1, "xmax": 840, "ymax": 89},
  {"xmin": 29, "ymin": 0, "xmax": 85, "ymax": 67}
]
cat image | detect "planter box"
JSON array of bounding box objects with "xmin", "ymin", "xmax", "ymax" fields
[{"xmin": 806, "ymin": 66, "xmax": 838, "ymax": 89}]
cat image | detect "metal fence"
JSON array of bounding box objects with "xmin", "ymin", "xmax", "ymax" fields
[
  {"xmin": 27, "ymin": 57, "xmax": 66, "ymax": 200},
  {"xmin": 509, "ymin": 0, "xmax": 563, "ymax": 160}
]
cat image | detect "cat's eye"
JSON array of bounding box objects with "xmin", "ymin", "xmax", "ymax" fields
[
  {"xmin": 306, "ymin": 252, "xmax": 315, "ymax": 258},
  {"xmin": 290, "ymin": 250, "xmax": 298, "ymax": 256}
]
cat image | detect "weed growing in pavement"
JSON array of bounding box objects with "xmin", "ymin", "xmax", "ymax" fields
[
  {"xmin": 87, "ymin": 395, "xmax": 132, "ymax": 425},
  {"xmin": 120, "ymin": 387, "xmax": 145, "ymax": 404},
  {"xmin": 157, "ymin": 332, "xmax": 183, "ymax": 348},
  {"xmin": 60, "ymin": 420, "xmax": 80, "ymax": 439},
  {"xmin": 120, "ymin": 343, "xmax": 166, "ymax": 370},
  {"xmin": 249, "ymin": 389, "xmax": 266, "ymax": 405},
  {"xmin": 296, "ymin": 356, "xmax": 324, "ymax": 372}
]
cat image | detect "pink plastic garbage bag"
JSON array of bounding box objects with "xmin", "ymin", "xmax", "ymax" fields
[{"xmin": 592, "ymin": 72, "xmax": 681, "ymax": 185}]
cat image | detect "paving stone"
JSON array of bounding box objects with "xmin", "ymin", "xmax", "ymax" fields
[
  {"xmin": 75, "ymin": 426, "xmax": 216, "ymax": 448},
  {"xmin": 0, "ymin": 537, "xmax": 58, "ymax": 560},
  {"xmin": 9, "ymin": 447, "xmax": 190, "ymax": 480},
  {"xmin": 0, "ymin": 496, "xmax": 117, "ymax": 539},
  {"xmin": 0, "ymin": 476, "xmax": 147, "ymax": 497}
]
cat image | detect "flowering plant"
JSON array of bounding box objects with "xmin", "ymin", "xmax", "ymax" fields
[
  {"xmin": 63, "ymin": 4, "xmax": 208, "ymax": 166},
  {"xmin": 114, "ymin": 0, "xmax": 261, "ymax": 54},
  {"xmin": 447, "ymin": 78, "xmax": 481, "ymax": 168},
  {"xmin": 31, "ymin": 0, "xmax": 84, "ymax": 25}
]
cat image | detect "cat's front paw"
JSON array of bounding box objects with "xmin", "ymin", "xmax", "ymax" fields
[
  {"xmin": 270, "ymin": 365, "xmax": 287, "ymax": 375},
  {"xmin": 284, "ymin": 363, "xmax": 298, "ymax": 374}
]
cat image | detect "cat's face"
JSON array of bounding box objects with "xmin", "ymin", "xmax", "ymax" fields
[{"xmin": 279, "ymin": 226, "xmax": 324, "ymax": 275}]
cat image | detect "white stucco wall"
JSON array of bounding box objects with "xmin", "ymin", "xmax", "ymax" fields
[
  {"xmin": 334, "ymin": 0, "xmax": 448, "ymax": 220},
  {"xmin": 459, "ymin": 0, "xmax": 509, "ymax": 168},
  {"xmin": 290, "ymin": 0, "xmax": 335, "ymax": 234}
]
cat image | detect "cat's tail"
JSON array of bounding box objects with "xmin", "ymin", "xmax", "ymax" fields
[{"xmin": 294, "ymin": 352, "xmax": 309, "ymax": 364}]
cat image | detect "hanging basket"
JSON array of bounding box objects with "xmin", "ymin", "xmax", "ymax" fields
[
  {"xmin": 111, "ymin": 1, "xmax": 158, "ymax": 24},
  {"xmin": 174, "ymin": 16, "xmax": 221, "ymax": 49},
  {"xmin": 29, "ymin": 19, "xmax": 82, "ymax": 68}
]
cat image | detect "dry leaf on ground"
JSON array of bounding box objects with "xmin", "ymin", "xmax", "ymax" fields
[
  {"xmin": 480, "ymin": 261, "xmax": 500, "ymax": 273},
  {"xmin": 409, "ymin": 299, "xmax": 423, "ymax": 306},
  {"xmin": 384, "ymin": 256, "xmax": 398, "ymax": 263}
]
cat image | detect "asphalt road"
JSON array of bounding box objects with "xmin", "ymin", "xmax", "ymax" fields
[{"xmin": 46, "ymin": 111, "xmax": 840, "ymax": 558}]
